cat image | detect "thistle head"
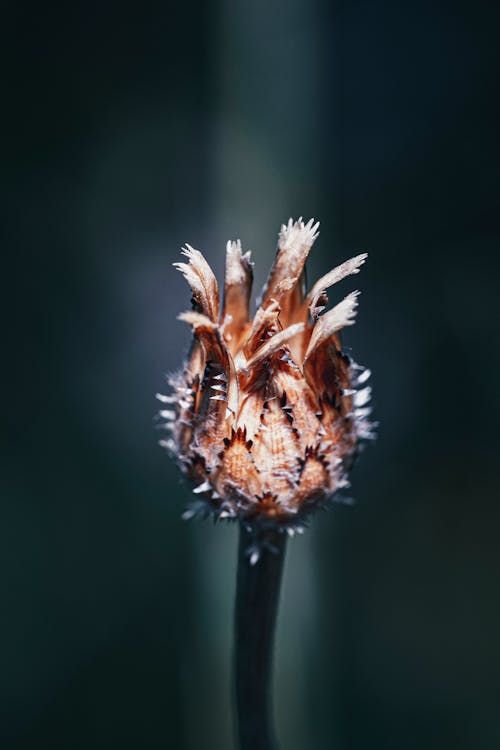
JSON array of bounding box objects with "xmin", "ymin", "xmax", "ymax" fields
[{"xmin": 158, "ymin": 218, "xmax": 373, "ymax": 528}]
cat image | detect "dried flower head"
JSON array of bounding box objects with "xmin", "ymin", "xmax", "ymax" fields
[{"xmin": 158, "ymin": 218, "xmax": 373, "ymax": 528}]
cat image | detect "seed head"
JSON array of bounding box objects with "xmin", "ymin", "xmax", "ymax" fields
[{"xmin": 158, "ymin": 218, "xmax": 374, "ymax": 527}]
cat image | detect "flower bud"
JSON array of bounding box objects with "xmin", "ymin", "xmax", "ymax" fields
[{"xmin": 159, "ymin": 218, "xmax": 373, "ymax": 526}]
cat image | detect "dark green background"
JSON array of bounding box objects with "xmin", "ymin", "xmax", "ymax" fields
[{"xmin": 3, "ymin": 1, "xmax": 499, "ymax": 748}]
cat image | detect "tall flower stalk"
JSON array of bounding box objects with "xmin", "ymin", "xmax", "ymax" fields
[
  {"xmin": 158, "ymin": 218, "xmax": 373, "ymax": 748},
  {"xmin": 234, "ymin": 525, "xmax": 286, "ymax": 750}
]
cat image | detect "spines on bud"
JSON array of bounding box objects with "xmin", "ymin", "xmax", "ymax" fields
[{"xmin": 177, "ymin": 310, "xmax": 239, "ymax": 423}]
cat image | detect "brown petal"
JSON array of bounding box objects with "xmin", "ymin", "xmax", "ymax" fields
[
  {"xmin": 246, "ymin": 323, "xmax": 305, "ymax": 369},
  {"xmin": 259, "ymin": 218, "xmax": 319, "ymax": 325},
  {"xmin": 173, "ymin": 245, "xmax": 220, "ymax": 322},
  {"xmin": 242, "ymin": 299, "xmax": 281, "ymax": 359},
  {"xmin": 177, "ymin": 311, "xmax": 239, "ymax": 419},
  {"xmin": 221, "ymin": 240, "xmax": 253, "ymax": 351},
  {"xmin": 306, "ymin": 254, "xmax": 367, "ymax": 319},
  {"xmin": 304, "ymin": 291, "xmax": 359, "ymax": 363}
]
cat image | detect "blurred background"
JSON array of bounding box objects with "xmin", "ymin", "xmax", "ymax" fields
[{"xmin": 2, "ymin": 1, "xmax": 499, "ymax": 748}]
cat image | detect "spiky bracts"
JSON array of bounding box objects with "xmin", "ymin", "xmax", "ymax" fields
[{"xmin": 159, "ymin": 218, "xmax": 374, "ymax": 528}]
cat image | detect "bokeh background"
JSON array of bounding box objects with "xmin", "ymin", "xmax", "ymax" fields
[{"xmin": 3, "ymin": 1, "xmax": 499, "ymax": 748}]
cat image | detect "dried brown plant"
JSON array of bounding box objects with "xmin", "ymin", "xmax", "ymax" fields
[{"xmin": 158, "ymin": 218, "xmax": 373, "ymax": 536}]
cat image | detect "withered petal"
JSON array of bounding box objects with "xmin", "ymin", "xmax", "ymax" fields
[
  {"xmin": 221, "ymin": 240, "xmax": 253, "ymax": 350},
  {"xmin": 304, "ymin": 291, "xmax": 359, "ymax": 362},
  {"xmin": 246, "ymin": 323, "xmax": 305, "ymax": 369},
  {"xmin": 177, "ymin": 311, "xmax": 239, "ymax": 418},
  {"xmin": 306, "ymin": 253, "xmax": 367, "ymax": 320},
  {"xmin": 243, "ymin": 298, "xmax": 281, "ymax": 358},
  {"xmin": 259, "ymin": 218, "xmax": 320, "ymax": 325},
  {"xmin": 174, "ymin": 244, "xmax": 220, "ymax": 322}
]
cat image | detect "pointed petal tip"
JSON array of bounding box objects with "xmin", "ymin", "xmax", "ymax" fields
[
  {"xmin": 172, "ymin": 261, "xmax": 187, "ymax": 271},
  {"xmin": 304, "ymin": 291, "xmax": 361, "ymax": 361},
  {"xmin": 278, "ymin": 217, "xmax": 320, "ymax": 251},
  {"xmin": 174, "ymin": 246, "xmax": 220, "ymax": 322},
  {"xmin": 225, "ymin": 239, "xmax": 253, "ymax": 267},
  {"xmin": 226, "ymin": 238, "xmax": 242, "ymax": 255},
  {"xmin": 177, "ymin": 310, "xmax": 216, "ymax": 329}
]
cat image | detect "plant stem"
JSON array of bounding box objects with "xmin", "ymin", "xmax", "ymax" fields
[{"xmin": 234, "ymin": 523, "xmax": 287, "ymax": 750}]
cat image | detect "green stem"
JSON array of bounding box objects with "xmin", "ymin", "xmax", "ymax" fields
[{"xmin": 234, "ymin": 523, "xmax": 287, "ymax": 750}]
